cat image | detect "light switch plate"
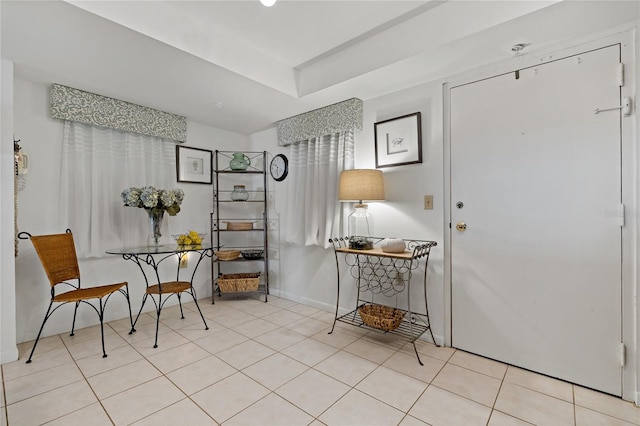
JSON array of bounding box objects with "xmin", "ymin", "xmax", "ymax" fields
[{"xmin": 424, "ymin": 195, "xmax": 433, "ymax": 210}]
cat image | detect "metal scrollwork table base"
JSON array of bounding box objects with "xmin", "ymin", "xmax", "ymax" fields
[{"xmin": 106, "ymin": 244, "xmax": 212, "ymax": 348}]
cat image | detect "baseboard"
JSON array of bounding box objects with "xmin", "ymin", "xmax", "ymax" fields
[
  {"xmin": 276, "ymin": 290, "xmax": 350, "ymax": 316},
  {"xmin": 1, "ymin": 346, "xmax": 19, "ymax": 364},
  {"xmin": 267, "ymin": 288, "xmax": 281, "ymax": 298}
]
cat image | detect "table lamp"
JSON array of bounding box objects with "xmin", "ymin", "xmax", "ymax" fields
[{"xmin": 339, "ymin": 169, "xmax": 385, "ymax": 243}]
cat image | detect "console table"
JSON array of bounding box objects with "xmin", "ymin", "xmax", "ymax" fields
[
  {"xmin": 328, "ymin": 237, "xmax": 438, "ymax": 365},
  {"xmin": 105, "ymin": 244, "xmax": 212, "ymax": 348}
]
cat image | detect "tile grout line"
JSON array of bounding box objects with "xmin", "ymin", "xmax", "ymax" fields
[
  {"xmin": 485, "ymin": 362, "xmax": 508, "ymax": 426},
  {"xmin": 219, "ymin": 299, "xmax": 460, "ymax": 425},
  {"xmin": 204, "ymin": 305, "xmax": 368, "ymax": 424},
  {"xmin": 118, "ymin": 317, "xmax": 224, "ymax": 425},
  {"xmin": 108, "ymin": 309, "xmax": 227, "ymax": 425},
  {"xmin": 5, "ymin": 296, "xmax": 640, "ymax": 425},
  {"xmin": 187, "ymin": 301, "xmax": 317, "ymax": 424},
  {"xmin": 398, "ymin": 345, "xmax": 452, "ymax": 426},
  {"xmin": 35, "ymin": 331, "xmax": 116, "ymax": 425},
  {"xmin": 1, "ymin": 365, "xmax": 8, "ymax": 425},
  {"xmin": 275, "ymin": 330, "xmax": 411, "ymax": 424},
  {"xmin": 158, "ymin": 298, "xmax": 316, "ymax": 423},
  {"xmin": 573, "ymin": 384, "xmax": 577, "ymax": 426},
  {"xmin": 7, "ymin": 304, "xmax": 429, "ymax": 425}
]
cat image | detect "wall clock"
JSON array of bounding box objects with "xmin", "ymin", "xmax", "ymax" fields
[{"xmin": 270, "ymin": 154, "xmax": 288, "ymax": 182}]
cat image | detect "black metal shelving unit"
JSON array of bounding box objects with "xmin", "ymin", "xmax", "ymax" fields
[{"xmin": 211, "ymin": 150, "xmax": 269, "ymax": 303}]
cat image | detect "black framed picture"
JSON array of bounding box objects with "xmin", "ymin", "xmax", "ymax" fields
[
  {"xmin": 374, "ymin": 112, "xmax": 422, "ymax": 168},
  {"xmin": 176, "ymin": 145, "xmax": 212, "ymax": 184}
]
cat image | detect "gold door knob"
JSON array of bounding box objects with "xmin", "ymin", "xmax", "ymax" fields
[{"xmin": 456, "ymin": 222, "xmax": 467, "ymax": 232}]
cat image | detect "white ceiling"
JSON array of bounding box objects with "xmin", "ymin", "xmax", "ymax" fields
[{"xmin": 2, "ymin": 1, "xmax": 638, "ymax": 135}]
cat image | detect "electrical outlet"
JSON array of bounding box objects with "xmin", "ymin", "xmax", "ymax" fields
[
  {"xmin": 424, "ymin": 195, "xmax": 433, "ymax": 210},
  {"xmin": 179, "ymin": 255, "xmax": 188, "ymax": 268}
]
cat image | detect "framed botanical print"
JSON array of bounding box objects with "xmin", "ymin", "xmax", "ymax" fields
[
  {"xmin": 176, "ymin": 145, "xmax": 212, "ymax": 184},
  {"xmin": 374, "ymin": 112, "xmax": 422, "ymax": 168}
]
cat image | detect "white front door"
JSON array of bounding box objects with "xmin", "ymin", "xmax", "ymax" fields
[{"xmin": 450, "ymin": 45, "xmax": 622, "ymax": 395}]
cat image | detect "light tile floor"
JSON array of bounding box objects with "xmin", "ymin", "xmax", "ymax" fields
[{"xmin": 2, "ymin": 295, "xmax": 640, "ymax": 426}]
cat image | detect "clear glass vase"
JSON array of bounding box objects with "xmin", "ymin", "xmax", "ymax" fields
[
  {"xmin": 230, "ymin": 185, "xmax": 250, "ymax": 201},
  {"xmin": 147, "ymin": 209, "xmax": 165, "ymax": 246}
]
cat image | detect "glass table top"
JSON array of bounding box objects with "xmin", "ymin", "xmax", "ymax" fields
[{"xmin": 105, "ymin": 244, "xmax": 213, "ymax": 255}]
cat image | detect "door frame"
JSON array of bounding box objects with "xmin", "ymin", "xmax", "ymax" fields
[{"xmin": 443, "ymin": 27, "xmax": 637, "ymax": 402}]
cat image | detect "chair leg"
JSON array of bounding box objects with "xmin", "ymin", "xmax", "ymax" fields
[
  {"xmin": 26, "ymin": 301, "xmax": 53, "ymax": 364},
  {"xmin": 131, "ymin": 293, "xmax": 149, "ymax": 334},
  {"xmin": 149, "ymin": 292, "xmax": 164, "ymax": 349},
  {"xmin": 191, "ymin": 292, "xmax": 209, "ymax": 331},
  {"xmin": 98, "ymin": 298, "xmax": 107, "ymax": 358},
  {"xmin": 177, "ymin": 293, "xmax": 185, "ymax": 319},
  {"xmin": 153, "ymin": 301, "xmax": 161, "ymax": 349},
  {"xmin": 70, "ymin": 301, "xmax": 80, "ymax": 336},
  {"xmin": 124, "ymin": 284, "xmax": 135, "ymax": 334}
]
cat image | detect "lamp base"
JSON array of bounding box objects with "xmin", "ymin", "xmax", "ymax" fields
[{"xmin": 348, "ymin": 203, "xmax": 374, "ymax": 240}]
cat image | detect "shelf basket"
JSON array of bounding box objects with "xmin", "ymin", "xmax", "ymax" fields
[
  {"xmin": 358, "ymin": 304, "xmax": 405, "ymax": 331},
  {"xmin": 224, "ymin": 221, "xmax": 254, "ymax": 230},
  {"xmin": 218, "ymin": 272, "xmax": 260, "ymax": 292},
  {"xmin": 215, "ymin": 250, "xmax": 241, "ymax": 261}
]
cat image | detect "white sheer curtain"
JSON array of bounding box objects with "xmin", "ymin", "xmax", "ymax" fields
[
  {"xmin": 284, "ymin": 130, "xmax": 354, "ymax": 248},
  {"xmin": 58, "ymin": 121, "xmax": 176, "ymax": 258}
]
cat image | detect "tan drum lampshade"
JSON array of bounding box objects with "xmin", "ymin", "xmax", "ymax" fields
[{"xmin": 339, "ymin": 169, "xmax": 385, "ymax": 204}]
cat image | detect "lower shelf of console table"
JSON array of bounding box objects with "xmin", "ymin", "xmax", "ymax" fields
[{"xmin": 336, "ymin": 305, "xmax": 431, "ymax": 342}]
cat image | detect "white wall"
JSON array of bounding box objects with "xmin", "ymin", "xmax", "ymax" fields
[
  {"xmin": 249, "ymin": 129, "xmax": 345, "ymax": 312},
  {"xmin": 1, "ymin": 59, "xmax": 19, "ymax": 363},
  {"xmin": 12, "ymin": 79, "xmax": 249, "ymax": 344},
  {"xmin": 361, "ymin": 84, "xmax": 446, "ymax": 340},
  {"xmin": 248, "ymin": 82, "xmax": 447, "ymax": 342}
]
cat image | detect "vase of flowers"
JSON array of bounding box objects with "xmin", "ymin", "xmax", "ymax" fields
[{"xmin": 121, "ymin": 186, "xmax": 184, "ymax": 245}]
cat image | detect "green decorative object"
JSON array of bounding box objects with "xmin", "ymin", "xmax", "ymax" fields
[{"xmin": 229, "ymin": 152, "xmax": 251, "ymax": 171}]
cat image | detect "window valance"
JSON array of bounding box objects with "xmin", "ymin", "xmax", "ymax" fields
[
  {"xmin": 276, "ymin": 98, "xmax": 362, "ymax": 146},
  {"xmin": 50, "ymin": 84, "xmax": 187, "ymax": 142}
]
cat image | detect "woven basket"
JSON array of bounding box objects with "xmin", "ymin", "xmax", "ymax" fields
[
  {"xmin": 358, "ymin": 304, "xmax": 405, "ymax": 331},
  {"xmin": 225, "ymin": 222, "xmax": 253, "ymax": 231},
  {"xmin": 218, "ymin": 272, "xmax": 260, "ymax": 292},
  {"xmin": 215, "ymin": 250, "xmax": 241, "ymax": 260}
]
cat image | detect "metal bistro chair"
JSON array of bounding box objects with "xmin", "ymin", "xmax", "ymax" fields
[{"xmin": 18, "ymin": 230, "xmax": 133, "ymax": 363}]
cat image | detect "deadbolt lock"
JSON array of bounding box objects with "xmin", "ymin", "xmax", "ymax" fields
[{"xmin": 456, "ymin": 222, "xmax": 467, "ymax": 232}]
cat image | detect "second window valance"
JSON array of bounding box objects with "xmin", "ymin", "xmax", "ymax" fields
[{"xmin": 277, "ymin": 98, "xmax": 362, "ymax": 146}]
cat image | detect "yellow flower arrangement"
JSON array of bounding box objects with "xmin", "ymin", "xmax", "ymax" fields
[{"xmin": 175, "ymin": 230, "xmax": 204, "ymax": 246}]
